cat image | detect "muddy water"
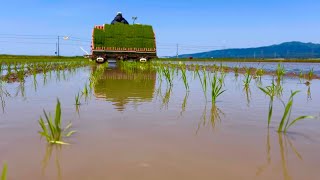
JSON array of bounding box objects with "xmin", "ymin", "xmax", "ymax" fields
[{"xmin": 1, "ymin": 65, "xmax": 320, "ymax": 180}]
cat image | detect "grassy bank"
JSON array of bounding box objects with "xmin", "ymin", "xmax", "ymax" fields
[{"xmin": 159, "ymin": 58, "xmax": 320, "ymax": 63}]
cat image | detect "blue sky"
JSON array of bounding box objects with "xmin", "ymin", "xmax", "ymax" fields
[{"xmin": 0, "ymin": 0, "xmax": 319, "ymax": 56}]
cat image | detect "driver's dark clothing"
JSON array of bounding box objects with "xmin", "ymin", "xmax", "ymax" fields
[{"xmin": 111, "ymin": 14, "xmax": 129, "ymax": 24}]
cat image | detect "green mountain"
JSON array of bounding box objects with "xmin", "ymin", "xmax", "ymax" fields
[{"xmin": 178, "ymin": 42, "xmax": 320, "ymax": 58}]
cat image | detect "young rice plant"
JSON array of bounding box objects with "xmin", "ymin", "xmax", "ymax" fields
[
  {"xmin": 38, "ymin": 99, "xmax": 76, "ymax": 145},
  {"xmin": 278, "ymin": 91, "xmax": 314, "ymax": 133}
]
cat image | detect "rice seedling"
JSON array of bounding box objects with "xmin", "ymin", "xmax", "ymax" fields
[
  {"xmin": 180, "ymin": 67, "xmax": 189, "ymax": 91},
  {"xmin": 299, "ymin": 70, "xmax": 304, "ymax": 79},
  {"xmin": 308, "ymin": 68, "xmax": 314, "ymax": 80},
  {"xmin": 75, "ymin": 92, "xmax": 81, "ymax": 105},
  {"xmin": 278, "ymin": 91, "xmax": 314, "ymax": 133},
  {"xmin": 255, "ymin": 68, "xmax": 265, "ymax": 78},
  {"xmin": 276, "ymin": 63, "xmax": 286, "ymax": 79},
  {"xmin": 243, "ymin": 69, "xmax": 252, "ymax": 88},
  {"xmin": 211, "ymin": 74, "xmax": 226, "ymax": 104},
  {"xmin": 38, "ymin": 99, "xmax": 76, "ymax": 145},
  {"xmin": 162, "ymin": 67, "xmax": 173, "ymax": 86},
  {"xmin": 195, "ymin": 64, "xmax": 200, "ymax": 71},
  {"xmin": 218, "ymin": 72, "xmax": 226, "ymax": 86},
  {"xmin": 197, "ymin": 69, "xmax": 208, "ymax": 98},
  {"xmin": 259, "ymin": 82, "xmax": 277, "ymax": 127},
  {"xmin": 1, "ymin": 162, "xmax": 7, "ymax": 180},
  {"xmin": 233, "ymin": 66, "xmax": 239, "ymax": 76}
]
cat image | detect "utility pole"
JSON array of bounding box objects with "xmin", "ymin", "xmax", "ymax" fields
[
  {"xmin": 176, "ymin": 44, "xmax": 179, "ymax": 58},
  {"xmin": 57, "ymin": 36, "xmax": 60, "ymax": 57}
]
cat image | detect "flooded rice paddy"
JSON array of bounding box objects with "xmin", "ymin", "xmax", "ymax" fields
[{"xmin": 1, "ymin": 60, "xmax": 320, "ymax": 179}]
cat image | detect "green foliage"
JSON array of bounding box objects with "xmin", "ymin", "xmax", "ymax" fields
[
  {"xmin": 93, "ymin": 24, "xmax": 156, "ymax": 49},
  {"xmin": 278, "ymin": 91, "xmax": 314, "ymax": 133},
  {"xmin": 38, "ymin": 99, "xmax": 76, "ymax": 145},
  {"xmin": 1, "ymin": 162, "xmax": 7, "ymax": 180}
]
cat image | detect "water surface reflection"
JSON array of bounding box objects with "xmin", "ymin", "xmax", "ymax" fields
[{"xmin": 93, "ymin": 67, "xmax": 156, "ymax": 111}]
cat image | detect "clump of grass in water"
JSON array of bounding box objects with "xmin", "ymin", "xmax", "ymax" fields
[
  {"xmin": 38, "ymin": 99, "xmax": 76, "ymax": 145},
  {"xmin": 211, "ymin": 74, "xmax": 226, "ymax": 104},
  {"xmin": 278, "ymin": 91, "xmax": 314, "ymax": 133},
  {"xmin": 1, "ymin": 162, "xmax": 7, "ymax": 180}
]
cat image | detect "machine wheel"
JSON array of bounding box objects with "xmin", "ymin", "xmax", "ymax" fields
[
  {"xmin": 139, "ymin": 57, "xmax": 147, "ymax": 63},
  {"xmin": 96, "ymin": 57, "xmax": 105, "ymax": 63}
]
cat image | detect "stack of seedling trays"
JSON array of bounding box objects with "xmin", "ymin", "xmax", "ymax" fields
[{"xmin": 93, "ymin": 24, "xmax": 156, "ymax": 52}]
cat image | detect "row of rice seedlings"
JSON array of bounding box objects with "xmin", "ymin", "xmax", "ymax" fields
[
  {"xmin": 38, "ymin": 99, "xmax": 76, "ymax": 145},
  {"xmin": 1, "ymin": 162, "xmax": 7, "ymax": 180},
  {"xmin": 1, "ymin": 61, "xmax": 91, "ymax": 83}
]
